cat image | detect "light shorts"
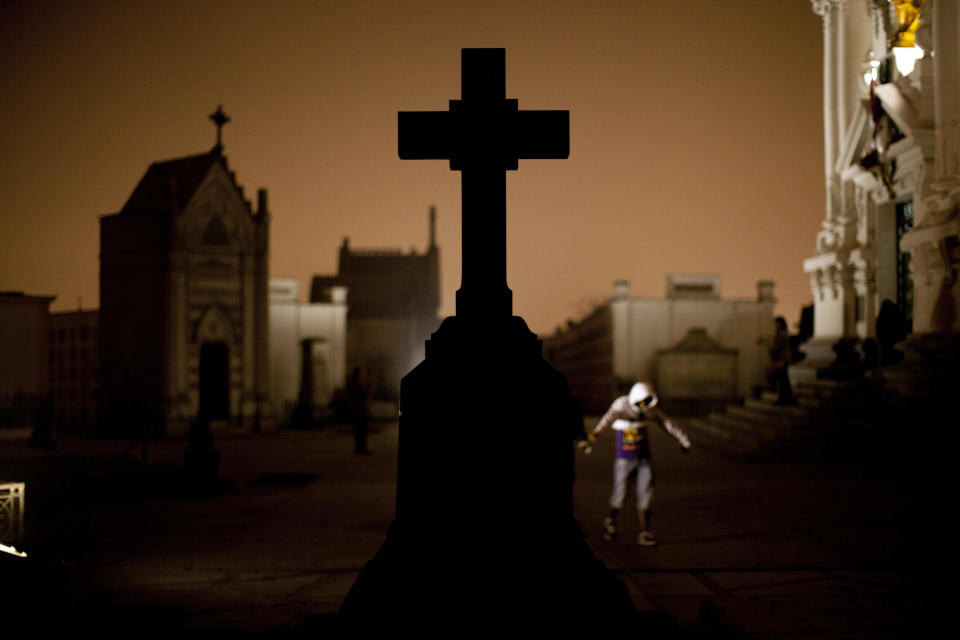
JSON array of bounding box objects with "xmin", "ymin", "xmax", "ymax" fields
[{"xmin": 609, "ymin": 457, "xmax": 653, "ymax": 510}]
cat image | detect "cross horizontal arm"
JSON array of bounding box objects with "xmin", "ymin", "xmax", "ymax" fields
[
  {"xmin": 398, "ymin": 111, "xmax": 452, "ymax": 160},
  {"xmin": 399, "ymin": 109, "xmax": 569, "ymax": 164},
  {"xmin": 513, "ymin": 110, "xmax": 569, "ymax": 160}
]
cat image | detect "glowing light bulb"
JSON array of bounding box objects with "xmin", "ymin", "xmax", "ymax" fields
[{"xmin": 892, "ymin": 45, "xmax": 923, "ymax": 77}]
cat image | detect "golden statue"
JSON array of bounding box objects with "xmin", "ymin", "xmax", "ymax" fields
[{"xmin": 890, "ymin": 0, "xmax": 925, "ymax": 49}]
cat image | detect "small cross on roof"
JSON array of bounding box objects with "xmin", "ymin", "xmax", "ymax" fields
[{"xmin": 209, "ymin": 105, "xmax": 230, "ymax": 152}]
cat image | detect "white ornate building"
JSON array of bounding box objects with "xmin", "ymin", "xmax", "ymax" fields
[{"xmin": 803, "ymin": 0, "xmax": 959, "ymax": 383}]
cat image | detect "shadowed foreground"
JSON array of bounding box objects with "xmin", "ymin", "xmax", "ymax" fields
[{"xmin": 0, "ymin": 404, "xmax": 942, "ymax": 636}]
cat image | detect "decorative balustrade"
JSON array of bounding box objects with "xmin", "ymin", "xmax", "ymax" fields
[{"xmin": 0, "ymin": 482, "xmax": 25, "ymax": 543}]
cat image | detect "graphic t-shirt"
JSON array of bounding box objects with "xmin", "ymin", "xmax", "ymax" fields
[
  {"xmin": 616, "ymin": 423, "xmax": 650, "ymax": 459},
  {"xmin": 594, "ymin": 393, "xmax": 692, "ymax": 456}
]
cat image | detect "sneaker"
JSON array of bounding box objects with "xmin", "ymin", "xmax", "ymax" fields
[
  {"xmin": 601, "ymin": 517, "xmax": 617, "ymax": 541},
  {"xmin": 637, "ymin": 531, "xmax": 658, "ymax": 546}
]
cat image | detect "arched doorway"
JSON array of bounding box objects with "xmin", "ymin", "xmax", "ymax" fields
[
  {"xmin": 194, "ymin": 306, "xmax": 233, "ymax": 422},
  {"xmin": 199, "ymin": 341, "xmax": 229, "ymax": 420}
]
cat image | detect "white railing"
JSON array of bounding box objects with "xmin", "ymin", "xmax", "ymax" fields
[{"xmin": 0, "ymin": 482, "xmax": 25, "ymax": 543}]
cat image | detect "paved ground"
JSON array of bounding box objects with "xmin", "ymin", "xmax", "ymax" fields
[{"xmin": 0, "ymin": 416, "xmax": 945, "ymax": 636}]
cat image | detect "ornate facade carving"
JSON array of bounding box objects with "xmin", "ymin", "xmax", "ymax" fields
[
  {"xmin": 807, "ymin": 0, "xmax": 960, "ymax": 338},
  {"xmin": 936, "ymin": 116, "xmax": 960, "ymax": 183},
  {"xmin": 855, "ymin": 182, "xmax": 872, "ymax": 246}
]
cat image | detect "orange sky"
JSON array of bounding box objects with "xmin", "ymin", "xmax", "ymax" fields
[{"xmin": 0, "ymin": 0, "xmax": 825, "ymax": 336}]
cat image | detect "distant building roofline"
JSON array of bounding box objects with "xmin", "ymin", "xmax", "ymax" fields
[{"xmin": 0, "ymin": 291, "xmax": 56, "ymax": 303}]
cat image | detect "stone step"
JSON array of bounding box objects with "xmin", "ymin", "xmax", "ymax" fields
[
  {"xmin": 688, "ymin": 415, "xmax": 756, "ymax": 443},
  {"xmin": 790, "ymin": 417, "xmax": 879, "ymax": 437},
  {"xmin": 688, "ymin": 416, "xmax": 766, "ymax": 448},
  {"xmin": 793, "ymin": 381, "xmax": 880, "ymax": 400},
  {"xmin": 768, "ymin": 390, "xmax": 868, "ymax": 410},
  {"xmin": 787, "ymin": 364, "xmax": 818, "ymax": 383},
  {"xmin": 759, "ymin": 390, "xmax": 783, "ymax": 403},
  {"xmin": 774, "ymin": 389, "xmax": 890, "ymax": 422},
  {"xmin": 793, "ymin": 389, "xmax": 879, "ymax": 405},
  {"xmin": 742, "ymin": 398, "xmax": 807, "ymax": 419},
  {"xmin": 697, "ymin": 413, "xmax": 877, "ymax": 451},
  {"xmin": 796, "ymin": 378, "xmax": 859, "ymax": 388},
  {"xmin": 705, "ymin": 411, "xmax": 781, "ymax": 441},
  {"xmin": 684, "ymin": 372, "xmax": 894, "ymax": 461},
  {"xmin": 683, "ymin": 418, "xmax": 758, "ymax": 459},
  {"xmin": 811, "ymin": 400, "xmax": 885, "ymax": 421},
  {"xmin": 759, "ymin": 389, "xmax": 886, "ymax": 407},
  {"xmin": 795, "ymin": 378, "xmax": 874, "ymax": 389},
  {"xmin": 724, "ymin": 405, "xmax": 797, "ymax": 430}
]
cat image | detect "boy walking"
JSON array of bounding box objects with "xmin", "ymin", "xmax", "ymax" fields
[{"xmin": 588, "ymin": 382, "xmax": 690, "ymax": 546}]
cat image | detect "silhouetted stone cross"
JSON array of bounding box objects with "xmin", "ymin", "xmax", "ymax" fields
[
  {"xmin": 209, "ymin": 105, "xmax": 230, "ymax": 152},
  {"xmin": 399, "ymin": 48, "xmax": 569, "ymax": 319}
]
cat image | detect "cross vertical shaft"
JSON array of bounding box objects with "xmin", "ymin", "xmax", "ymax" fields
[
  {"xmin": 398, "ymin": 48, "xmax": 569, "ymax": 322},
  {"xmin": 459, "ymin": 167, "xmax": 509, "ymax": 318}
]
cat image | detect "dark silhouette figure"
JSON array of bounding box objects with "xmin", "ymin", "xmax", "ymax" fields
[
  {"xmin": 798, "ymin": 304, "xmax": 814, "ymax": 343},
  {"xmin": 768, "ymin": 316, "xmax": 795, "ymax": 405},
  {"xmin": 876, "ymin": 299, "xmax": 907, "ymax": 366},
  {"xmin": 861, "ymin": 337, "xmax": 881, "ymax": 375},
  {"xmin": 340, "ymin": 49, "xmax": 638, "ymax": 628},
  {"xmin": 345, "ymin": 366, "xmax": 371, "ymax": 455}
]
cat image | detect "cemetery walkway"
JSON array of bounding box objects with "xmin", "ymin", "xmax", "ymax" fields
[{"xmin": 1, "ymin": 416, "xmax": 942, "ymax": 636}]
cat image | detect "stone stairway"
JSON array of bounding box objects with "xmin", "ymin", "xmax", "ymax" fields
[{"xmin": 681, "ymin": 378, "xmax": 893, "ymax": 461}]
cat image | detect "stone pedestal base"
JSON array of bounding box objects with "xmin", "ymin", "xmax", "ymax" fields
[
  {"xmin": 795, "ymin": 337, "xmax": 864, "ymax": 381},
  {"xmin": 341, "ymin": 316, "xmax": 635, "ymax": 626},
  {"xmin": 183, "ymin": 420, "xmax": 220, "ymax": 496},
  {"xmin": 883, "ymin": 331, "xmax": 960, "ymax": 399}
]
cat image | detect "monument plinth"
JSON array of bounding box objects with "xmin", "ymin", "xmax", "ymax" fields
[{"xmin": 341, "ymin": 49, "xmax": 635, "ymax": 625}]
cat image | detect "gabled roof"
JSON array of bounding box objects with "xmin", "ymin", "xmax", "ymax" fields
[
  {"xmin": 658, "ymin": 328, "xmax": 736, "ymax": 354},
  {"xmin": 119, "ymin": 150, "xmax": 224, "ymax": 216}
]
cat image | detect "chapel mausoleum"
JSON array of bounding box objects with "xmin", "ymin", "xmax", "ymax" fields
[{"xmin": 99, "ymin": 109, "xmax": 272, "ymax": 437}]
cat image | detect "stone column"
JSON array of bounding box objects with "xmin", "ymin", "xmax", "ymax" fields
[
  {"xmin": 813, "ymin": 0, "xmax": 842, "ymax": 223},
  {"xmin": 835, "ymin": 0, "xmax": 848, "ymax": 149},
  {"xmin": 254, "ymin": 189, "xmax": 273, "ymax": 431},
  {"xmin": 169, "ymin": 252, "xmax": 189, "ymax": 435},
  {"xmin": 932, "ymin": 0, "xmax": 960, "ymax": 189}
]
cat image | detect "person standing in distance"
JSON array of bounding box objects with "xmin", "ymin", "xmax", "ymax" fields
[
  {"xmin": 768, "ymin": 316, "xmax": 795, "ymax": 406},
  {"xmin": 587, "ymin": 382, "xmax": 690, "ymax": 546}
]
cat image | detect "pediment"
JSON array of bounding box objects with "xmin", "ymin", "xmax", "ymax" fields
[
  {"xmin": 873, "ymin": 83, "xmax": 917, "ymax": 137},
  {"xmin": 840, "ymin": 84, "xmax": 921, "ymax": 174},
  {"xmin": 657, "ymin": 328, "xmax": 736, "ymax": 354},
  {"xmin": 838, "ymin": 84, "xmax": 921, "ymax": 200},
  {"xmin": 194, "ymin": 305, "xmax": 234, "ymax": 343},
  {"xmin": 178, "ymin": 166, "xmax": 255, "ymax": 251}
]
